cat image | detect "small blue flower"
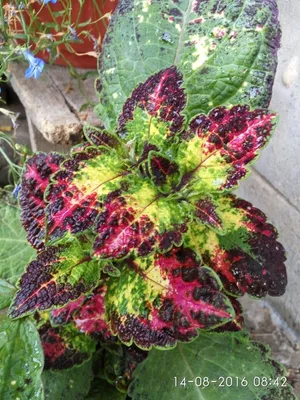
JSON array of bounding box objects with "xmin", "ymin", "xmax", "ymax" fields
[
  {"xmin": 17, "ymin": 2, "xmax": 25, "ymax": 9},
  {"xmin": 23, "ymin": 50, "xmax": 45, "ymax": 79},
  {"xmin": 12, "ymin": 184, "xmax": 21, "ymax": 199},
  {"xmin": 90, "ymin": 35, "xmax": 100, "ymax": 52},
  {"xmin": 68, "ymin": 26, "xmax": 78, "ymax": 41},
  {"xmin": 23, "ymin": 49, "xmax": 35, "ymax": 63},
  {"xmin": 45, "ymin": 33, "xmax": 54, "ymax": 41},
  {"xmin": 40, "ymin": 0, "xmax": 57, "ymax": 4}
]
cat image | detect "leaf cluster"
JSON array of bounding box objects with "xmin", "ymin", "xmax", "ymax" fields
[{"xmin": 0, "ymin": 0, "xmax": 298, "ymax": 399}]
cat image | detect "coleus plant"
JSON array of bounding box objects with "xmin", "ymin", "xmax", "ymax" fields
[
  {"xmin": 0, "ymin": 0, "xmax": 298, "ymax": 399},
  {"xmin": 6, "ymin": 69, "xmax": 290, "ymax": 395},
  {"xmin": 9, "ymin": 68, "xmax": 287, "ymax": 338}
]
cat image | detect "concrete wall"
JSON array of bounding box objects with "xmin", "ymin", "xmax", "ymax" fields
[{"xmin": 236, "ymin": 0, "xmax": 300, "ymax": 333}]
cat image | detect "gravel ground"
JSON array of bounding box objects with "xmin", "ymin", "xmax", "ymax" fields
[{"xmin": 241, "ymin": 297, "xmax": 300, "ymax": 397}]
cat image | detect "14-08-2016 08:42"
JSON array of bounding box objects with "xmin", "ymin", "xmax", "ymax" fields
[{"xmin": 173, "ymin": 376, "xmax": 288, "ymax": 388}]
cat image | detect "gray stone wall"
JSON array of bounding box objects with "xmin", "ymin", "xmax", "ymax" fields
[{"xmin": 236, "ymin": 0, "xmax": 300, "ymax": 333}]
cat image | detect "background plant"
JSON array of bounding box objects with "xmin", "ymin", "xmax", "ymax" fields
[
  {"xmin": 0, "ymin": 0, "xmax": 298, "ymax": 399},
  {"xmin": 0, "ymin": 106, "xmax": 31, "ymax": 186},
  {"xmin": 0, "ymin": 0, "xmax": 111, "ymax": 80}
]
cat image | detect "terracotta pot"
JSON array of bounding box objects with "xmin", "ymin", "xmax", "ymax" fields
[{"xmin": 16, "ymin": 0, "xmax": 119, "ymax": 69}]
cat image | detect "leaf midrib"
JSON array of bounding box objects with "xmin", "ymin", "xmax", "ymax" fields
[
  {"xmin": 178, "ymin": 343, "xmax": 206, "ymax": 400},
  {"xmin": 174, "ymin": 0, "xmax": 194, "ymax": 65}
]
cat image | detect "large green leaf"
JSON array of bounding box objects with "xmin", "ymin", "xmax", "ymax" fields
[
  {"xmin": 42, "ymin": 359, "xmax": 94, "ymax": 400},
  {"xmin": 0, "ymin": 204, "xmax": 36, "ymax": 285},
  {"xmin": 96, "ymin": 0, "xmax": 280, "ymax": 131},
  {"xmin": 0, "ymin": 280, "xmax": 15, "ymax": 310},
  {"xmin": 128, "ymin": 331, "xmax": 298, "ymax": 400},
  {"xmin": 0, "ymin": 314, "xmax": 44, "ymax": 400}
]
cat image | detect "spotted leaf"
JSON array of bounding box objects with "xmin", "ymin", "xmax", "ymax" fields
[
  {"xmin": 70, "ymin": 142, "xmax": 93, "ymax": 155},
  {"xmin": 20, "ymin": 153, "xmax": 65, "ymax": 250},
  {"xmin": 189, "ymin": 195, "xmax": 224, "ymax": 233},
  {"xmin": 93, "ymin": 176, "xmax": 190, "ymax": 259},
  {"xmin": 83, "ymin": 124, "xmax": 123, "ymax": 150},
  {"xmin": 45, "ymin": 146, "xmax": 126, "ymax": 242},
  {"xmin": 105, "ymin": 247, "xmax": 235, "ymax": 349},
  {"xmin": 73, "ymin": 286, "xmax": 113, "ymax": 341},
  {"xmin": 51, "ymin": 296, "xmax": 85, "ymax": 326},
  {"xmin": 96, "ymin": 0, "xmax": 280, "ymax": 131},
  {"xmin": 9, "ymin": 237, "xmax": 102, "ymax": 319},
  {"xmin": 51, "ymin": 286, "xmax": 113, "ymax": 342},
  {"xmin": 118, "ymin": 67, "xmax": 185, "ymax": 159},
  {"xmin": 215, "ymin": 297, "xmax": 244, "ymax": 332},
  {"xmin": 39, "ymin": 323, "xmax": 96, "ymax": 370},
  {"xmin": 177, "ymin": 106, "xmax": 278, "ymax": 192},
  {"xmin": 143, "ymin": 151, "xmax": 181, "ymax": 193},
  {"xmin": 44, "ymin": 288, "xmax": 112, "ymax": 341},
  {"xmin": 184, "ymin": 195, "xmax": 287, "ymax": 297}
]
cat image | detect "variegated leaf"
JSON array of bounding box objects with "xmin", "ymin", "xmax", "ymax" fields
[
  {"xmin": 185, "ymin": 195, "xmax": 287, "ymax": 297},
  {"xmin": 51, "ymin": 296, "xmax": 85, "ymax": 326},
  {"xmin": 39, "ymin": 323, "xmax": 96, "ymax": 370},
  {"xmin": 118, "ymin": 66, "xmax": 185, "ymax": 159},
  {"xmin": 105, "ymin": 247, "xmax": 235, "ymax": 349},
  {"xmin": 178, "ymin": 106, "xmax": 278, "ymax": 192},
  {"xmin": 190, "ymin": 195, "xmax": 224, "ymax": 232},
  {"xmin": 215, "ymin": 297, "xmax": 244, "ymax": 332},
  {"xmin": 9, "ymin": 237, "xmax": 102, "ymax": 319},
  {"xmin": 93, "ymin": 176, "xmax": 189, "ymax": 259},
  {"xmin": 83, "ymin": 124, "xmax": 123, "ymax": 150},
  {"xmin": 20, "ymin": 153, "xmax": 65, "ymax": 250},
  {"xmin": 45, "ymin": 146, "xmax": 126, "ymax": 242},
  {"xmin": 142, "ymin": 151, "xmax": 181, "ymax": 193},
  {"xmin": 73, "ymin": 286, "xmax": 113, "ymax": 341},
  {"xmin": 51, "ymin": 287, "xmax": 113, "ymax": 341},
  {"xmin": 70, "ymin": 142, "xmax": 92, "ymax": 155}
]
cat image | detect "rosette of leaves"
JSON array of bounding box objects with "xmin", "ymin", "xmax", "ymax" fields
[{"xmin": 9, "ymin": 64, "xmax": 287, "ymax": 353}]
